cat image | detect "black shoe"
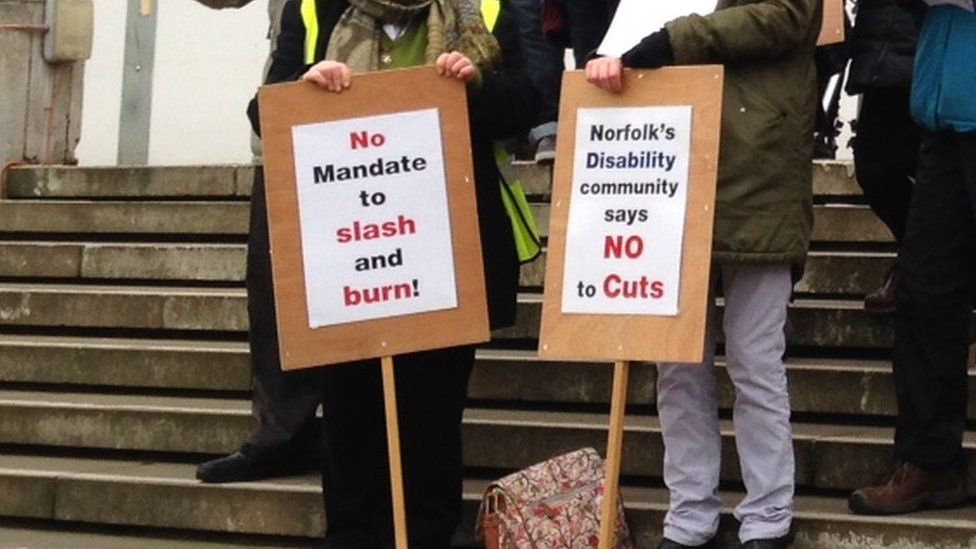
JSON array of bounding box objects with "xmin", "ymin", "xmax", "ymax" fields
[
  {"xmin": 741, "ymin": 533, "xmax": 794, "ymax": 549},
  {"xmin": 195, "ymin": 443, "xmax": 319, "ymax": 484},
  {"xmin": 657, "ymin": 537, "xmax": 717, "ymax": 549}
]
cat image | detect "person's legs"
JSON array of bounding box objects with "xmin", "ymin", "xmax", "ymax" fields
[
  {"xmin": 320, "ymin": 359, "xmax": 389, "ymax": 547},
  {"xmin": 506, "ymin": 0, "xmax": 562, "ymax": 158},
  {"xmin": 197, "ymin": 168, "xmax": 323, "ymax": 483},
  {"xmin": 892, "ymin": 132, "xmax": 975, "ymax": 470},
  {"xmin": 853, "ymin": 88, "xmax": 920, "ymax": 312},
  {"xmin": 853, "ymin": 88, "xmax": 919, "ymax": 244},
  {"xmin": 849, "ymin": 131, "xmax": 974, "ymax": 515},
  {"xmin": 656, "ymin": 286, "xmax": 721, "ymax": 546},
  {"xmin": 319, "ymin": 346, "xmax": 476, "ymax": 548},
  {"xmin": 397, "ymin": 345, "xmax": 476, "ymax": 547},
  {"xmin": 720, "ymin": 263, "xmax": 794, "ymax": 543},
  {"xmin": 245, "ymin": 168, "xmax": 324, "ymax": 450}
]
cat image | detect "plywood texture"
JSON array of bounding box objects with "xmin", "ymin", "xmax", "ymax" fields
[
  {"xmin": 818, "ymin": 0, "xmax": 845, "ymax": 46},
  {"xmin": 540, "ymin": 68, "xmax": 724, "ymax": 364},
  {"xmin": 258, "ymin": 67, "xmax": 490, "ymax": 370}
]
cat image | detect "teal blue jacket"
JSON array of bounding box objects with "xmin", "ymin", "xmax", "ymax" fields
[{"xmin": 911, "ymin": 6, "xmax": 976, "ymax": 133}]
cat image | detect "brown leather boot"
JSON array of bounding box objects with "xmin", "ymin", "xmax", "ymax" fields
[
  {"xmin": 864, "ymin": 265, "xmax": 899, "ymax": 314},
  {"xmin": 848, "ymin": 460, "xmax": 967, "ymax": 515}
]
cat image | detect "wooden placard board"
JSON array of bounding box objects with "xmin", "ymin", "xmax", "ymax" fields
[
  {"xmin": 258, "ymin": 67, "xmax": 489, "ymax": 371},
  {"xmin": 818, "ymin": 0, "xmax": 846, "ymax": 45},
  {"xmin": 539, "ymin": 67, "xmax": 723, "ymax": 364}
]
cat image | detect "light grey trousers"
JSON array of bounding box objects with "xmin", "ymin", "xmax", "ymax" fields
[{"xmin": 657, "ymin": 263, "xmax": 795, "ymax": 545}]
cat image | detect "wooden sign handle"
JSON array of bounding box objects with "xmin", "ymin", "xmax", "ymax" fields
[
  {"xmin": 382, "ymin": 355, "xmax": 409, "ymax": 549},
  {"xmin": 599, "ymin": 360, "xmax": 630, "ymax": 549}
]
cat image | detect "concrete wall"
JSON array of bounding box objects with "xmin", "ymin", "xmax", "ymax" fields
[
  {"xmin": 75, "ymin": 0, "xmax": 269, "ymax": 166},
  {"xmin": 70, "ymin": 0, "xmax": 857, "ymax": 167},
  {"xmin": 0, "ymin": 0, "xmax": 85, "ymax": 168}
]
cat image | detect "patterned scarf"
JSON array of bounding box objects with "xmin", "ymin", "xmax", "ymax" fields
[{"xmin": 325, "ymin": 0, "xmax": 501, "ymax": 73}]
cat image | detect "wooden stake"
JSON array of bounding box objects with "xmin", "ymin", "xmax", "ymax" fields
[
  {"xmin": 599, "ymin": 360, "xmax": 630, "ymax": 549},
  {"xmin": 381, "ymin": 355, "xmax": 409, "ymax": 549}
]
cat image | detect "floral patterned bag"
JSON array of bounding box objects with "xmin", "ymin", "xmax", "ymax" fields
[{"xmin": 475, "ymin": 448, "xmax": 634, "ymax": 549}]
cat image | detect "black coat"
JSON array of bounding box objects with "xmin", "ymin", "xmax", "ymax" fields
[
  {"xmin": 847, "ymin": 0, "xmax": 926, "ymax": 93},
  {"xmin": 248, "ymin": 0, "xmax": 539, "ymax": 329}
]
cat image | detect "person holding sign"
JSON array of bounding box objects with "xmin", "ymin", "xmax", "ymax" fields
[
  {"xmin": 585, "ymin": 2, "xmax": 822, "ymax": 548},
  {"xmin": 245, "ymin": 0, "xmax": 537, "ymax": 547}
]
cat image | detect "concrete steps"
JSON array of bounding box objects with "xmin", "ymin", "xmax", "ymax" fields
[
  {"xmin": 0, "ymin": 454, "xmax": 322, "ymax": 538},
  {"xmin": 2, "ymin": 335, "xmax": 974, "ymax": 418},
  {"xmin": 4, "ymin": 165, "xmax": 256, "ymax": 200},
  {"xmin": 5, "ymin": 161, "xmax": 859, "ymax": 200},
  {"xmin": 0, "ymin": 201, "xmax": 250, "ymax": 236},
  {"xmin": 0, "ymin": 201, "xmax": 893, "ymax": 246},
  {"xmin": 502, "ymin": 295, "xmax": 897, "ymax": 349},
  {"xmin": 0, "ymin": 392, "xmax": 973, "ymax": 494},
  {"xmin": 1, "ymin": 162, "xmax": 973, "ymax": 547},
  {"xmin": 0, "ymin": 525, "xmax": 308, "ymax": 549},
  {"xmin": 0, "ymin": 284, "xmax": 894, "ymax": 348},
  {"xmin": 0, "ymin": 242, "xmax": 895, "ymax": 299},
  {"xmin": 0, "ymin": 454, "xmax": 973, "ymax": 548},
  {"xmin": 0, "ymin": 242, "xmax": 246, "ymax": 282}
]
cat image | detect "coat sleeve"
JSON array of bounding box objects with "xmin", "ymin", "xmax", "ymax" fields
[
  {"xmin": 247, "ymin": 0, "xmax": 309, "ymax": 136},
  {"xmin": 665, "ymin": 0, "xmax": 822, "ymax": 64}
]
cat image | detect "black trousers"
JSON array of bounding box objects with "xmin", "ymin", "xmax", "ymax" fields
[
  {"xmin": 247, "ymin": 168, "xmax": 324, "ymax": 449},
  {"xmin": 320, "ymin": 347, "xmax": 475, "ymax": 549},
  {"xmin": 893, "ymin": 131, "xmax": 976, "ymax": 470},
  {"xmin": 248, "ymin": 170, "xmax": 475, "ymax": 547},
  {"xmin": 853, "ymin": 88, "xmax": 920, "ymax": 243}
]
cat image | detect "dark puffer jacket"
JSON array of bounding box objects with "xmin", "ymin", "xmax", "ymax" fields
[{"xmin": 847, "ymin": 0, "xmax": 926, "ymax": 93}]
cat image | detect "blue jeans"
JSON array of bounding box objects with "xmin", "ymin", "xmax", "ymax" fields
[{"xmin": 506, "ymin": 0, "xmax": 562, "ymax": 138}]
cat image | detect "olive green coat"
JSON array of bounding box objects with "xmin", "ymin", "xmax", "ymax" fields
[{"xmin": 666, "ymin": 0, "xmax": 822, "ymax": 266}]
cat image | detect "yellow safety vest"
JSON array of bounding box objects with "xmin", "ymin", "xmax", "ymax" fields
[
  {"xmin": 480, "ymin": 0, "xmax": 542, "ymax": 263},
  {"xmin": 481, "ymin": 0, "xmax": 500, "ymax": 32},
  {"xmin": 495, "ymin": 145, "xmax": 543, "ymax": 264},
  {"xmin": 300, "ymin": 0, "xmax": 320, "ymax": 65},
  {"xmin": 299, "ymin": 0, "xmax": 542, "ymax": 264}
]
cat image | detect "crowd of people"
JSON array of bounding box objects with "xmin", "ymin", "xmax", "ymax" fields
[{"xmin": 192, "ymin": 0, "xmax": 974, "ymax": 547}]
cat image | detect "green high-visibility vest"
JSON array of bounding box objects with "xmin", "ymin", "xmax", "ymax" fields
[
  {"xmin": 495, "ymin": 144, "xmax": 543, "ymax": 264},
  {"xmin": 298, "ymin": 0, "xmax": 542, "ymax": 263}
]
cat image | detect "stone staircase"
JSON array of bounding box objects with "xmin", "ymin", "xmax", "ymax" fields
[{"xmin": 0, "ymin": 163, "xmax": 974, "ymax": 548}]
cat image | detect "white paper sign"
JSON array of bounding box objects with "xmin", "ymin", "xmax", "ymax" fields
[
  {"xmin": 290, "ymin": 108, "xmax": 458, "ymax": 328},
  {"xmin": 598, "ymin": 0, "xmax": 716, "ymax": 58},
  {"xmin": 561, "ymin": 106, "xmax": 693, "ymax": 317}
]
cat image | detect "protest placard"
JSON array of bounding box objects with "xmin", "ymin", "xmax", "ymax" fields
[
  {"xmin": 539, "ymin": 68, "xmax": 723, "ymax": 549},
  {"xmin": 259, "ymin": 66, "xmax": 490, "ymax": 549},
  {"xmin": 258, "ymin": 67, "xmax": 489, "ymax": 372},
  {"xmin": 540, "ymin": 68, "xmax": 723, "ymax": 364},
  {"xmin": 561, "ymin": 106, "xmax": 692, "ymax": 318}
]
